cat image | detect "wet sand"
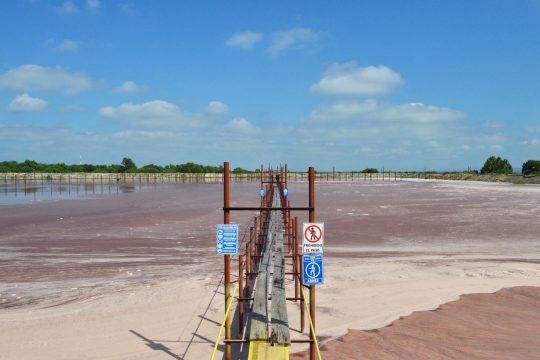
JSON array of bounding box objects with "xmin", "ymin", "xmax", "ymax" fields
[
  {"xmin": 1, "ymin": 179, "xmax": 540, "ymax": 359},
  {"xmin": 291, "ymin": 286, "xmax": 540, "ymax": 360}
]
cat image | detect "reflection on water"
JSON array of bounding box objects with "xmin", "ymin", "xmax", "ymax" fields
[{"xmin": 1, "ymin": 180, "xmax": 144, "ymax": 205}]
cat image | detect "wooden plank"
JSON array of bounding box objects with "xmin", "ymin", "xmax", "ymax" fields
[
  {"xmin": 270, "ymin": 226, "xmax": 290, "ymax": 345},
  {"xmin": 249, "ymin": 188, "xmax": 290, "ymax": 346},
  {"xmin": 248, "ymin": 340, "xmax": 289, "ymax": 360},
  {"xmin": 249, "ymin": 216, "xmax": 274, "ymax": 340}
]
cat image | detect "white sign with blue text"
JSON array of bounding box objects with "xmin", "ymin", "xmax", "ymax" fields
[
  {"xmin": 216, "ymin": 224, "xmax": 238, "ymax": 255},
  {"xmin": 302, "ymin": 254, "xmax": 324, "ymax": 285}
]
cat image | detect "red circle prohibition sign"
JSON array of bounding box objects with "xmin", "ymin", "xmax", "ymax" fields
[{"xmin": 304, "ymin": 224, "xmax": 322, "ymax": 243}]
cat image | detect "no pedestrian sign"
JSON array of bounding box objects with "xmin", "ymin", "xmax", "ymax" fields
[{"xmin": 302, "ymin": 222, "xmax": 324, "ymax": 254}]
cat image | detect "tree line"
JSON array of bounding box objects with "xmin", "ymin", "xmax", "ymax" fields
[
  {"xmin": 1, "ymin": 156, "xmax": 538, "ymax": 175},
  {"xmin": 0, "ymin": 158, "xmax": 251, "ymax": 174}
]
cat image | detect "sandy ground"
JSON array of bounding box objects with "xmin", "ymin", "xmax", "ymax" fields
[
  {"xmin": 1, "ymin": 179, "xmax": 540, "ymax": 359},
  {"xmin": 291, "ymin": 286, "xmax": 540, "ymax": 359}
]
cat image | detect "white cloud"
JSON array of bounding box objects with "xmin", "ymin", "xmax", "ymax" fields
[
  {"xmin": 112, "ymin": 130, "xmax": 177, "ymax": 139},
  {"xmin": 204, "ymin": 101, "xmax": 229, "ymax": 115},
  {"xmin": 55, "ymin": 39, "xmax": 80, "ymax": 53},
  {"xmin": 526, "ymin": 124, "xmax": 540, "ymax": 133},
  {"xmin": 522, "ymin": 138, "xmax": 540, "ymax": 146},
  {"xmin": 226, "ymin": 117, "xmax": 259, "ymax": 133},
  {"xmin": 113, "ymin": 80, "xmax": 145, "ymax": 94},
  {"xmin": 98, "ymin": 100, "xmax": 223, "ymax": 129},
  {"xmin": 58, "ymin": 1, "xmax": 78, "ymax": 14},
  {"xmin": 268, "ymin": 28, "xmax": 322, "ymax": 55},
  {"xmin": 225, "ymin": 31, "xmax": 264, "ymax": 49},
  {"xmin": 482, "ymin": 121, "xmax": 504, "ymax": 129},
  {"xmin": 311, "ymin": 62, "xmax": 403, "ymax": 96},
  {"xmin": 372, "ymin": 102, "xmax": 464, "ymax": 123},
  {"xmin": 118, "ymin": 3, "xmax": 135, "ymax": 14},
  {"xmin": 7, "ymin": 93, "xmax": 47, "ymax": 113},
  {"xmin": 309, "ymin": 100, "xmax": 377, "ymax": 121},
  {"xmin": 86, "ymin": 0, "xmax": 101, "ymax": 9},
  {"xmin": 0, "ymin": 64, "xmax": 92, "ymax": 94}
]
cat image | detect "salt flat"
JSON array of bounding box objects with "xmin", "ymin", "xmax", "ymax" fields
[{"xmin": 1, "ymin": 179, "xmax": 539, "ymax": 359}]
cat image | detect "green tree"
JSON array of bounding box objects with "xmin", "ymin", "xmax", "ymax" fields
[
  {"xmin": 139, "ymin": 164, "xmax": 163, "ymax": 173},
  {"xmin": 361, "ymin": 168, "xmax": 379, "ymax": 173},
  {"xmin": 522, "ymin": 160, "xmax": 540, "ymax": 175},
  {"xmin": 480, "ymin": 156, "xmax": 513, "ymax": 174},
  {"xmin": 120, "ymin": 157, "xmax": 137, "ymax": 172}
]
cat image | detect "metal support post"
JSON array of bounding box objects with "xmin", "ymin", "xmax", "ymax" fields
[
  {"xmin": 308, "ymin": 166, "xmax": 316, "ymax": 360},
  {"xmin": 223, "ymin": 162, "xmax": 232, "ymax": 360}
]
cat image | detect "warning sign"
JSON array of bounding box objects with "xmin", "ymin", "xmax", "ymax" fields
[{"xmin": 302, "ymin": 222, "xmax": 324, "ymax": 254}]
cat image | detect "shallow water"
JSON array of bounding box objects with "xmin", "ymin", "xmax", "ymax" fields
[{"xmin": 0, "ymin": 181, "xmax": 163, "ymax": 205}]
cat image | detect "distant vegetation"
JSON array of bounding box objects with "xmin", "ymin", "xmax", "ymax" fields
[
  {"xmin": 360, "ymin": 168, "xmax": 379, "ymax": 173},
  {"xmin": 522, "ymin": 160, "xmax": 540, "ymax": 176},
  {"xmin": 480, "ymin": 156, "xmax": 513, "ymax": 174},
  {"xmin": 0, "ymin": 158, "xmax": 251, "ymax": 174}
]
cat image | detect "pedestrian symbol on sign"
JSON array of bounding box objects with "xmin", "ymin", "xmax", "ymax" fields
[
  {"xmin": 302, "ymin": 222, "xmax": 324, "ymax": 254},
  {"xmin": 302, "ymin": 254, "xmax": 324, "ymax": 285}
]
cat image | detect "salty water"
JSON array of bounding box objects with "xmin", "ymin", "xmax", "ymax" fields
[{"xmin": 0, "ymin": 181, "xmax": 159, "ymax": 205}]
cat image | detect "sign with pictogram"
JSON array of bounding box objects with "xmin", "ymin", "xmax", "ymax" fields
[
  {"xmin": 216, "ymin": 224, "xmax": 238, "ymax": 255},
  {"xmin": 302, "ymin": 254, "xmax": 324, "ymax": 285},
  {"xmin": 302, "ymin": 222, "xmax": 324, "ymax": 254}
]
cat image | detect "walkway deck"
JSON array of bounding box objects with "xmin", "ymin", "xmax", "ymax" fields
[{"xmin": 248, "ymin": 187, "xmax": 290, "ymax": 359}]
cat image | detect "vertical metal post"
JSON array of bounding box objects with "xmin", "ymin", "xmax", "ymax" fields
[
  {"xmin": 294, "ymin": 216, "xmax": 299, "ymax": 298},
  {"xmin": 299, "ymin": 252, "xmax": 304, "ymax": 332},
  {"xmin": 259, "ymin": 165, "xmax": 264, "ymax": 250},
  {"xmin": 308, "ymin": 166, "xmax": 316, "ymax": 360},
  {"xmin": 223, "ymin": 162, "xmax": 232, "ymax": 360},
  {"xmin": 285, "ymin": 163, "xmax": 288, "ymax": 188},
  {"xmin": 239, "ymin": 254, "xmax": 244, "ymax": 333}
]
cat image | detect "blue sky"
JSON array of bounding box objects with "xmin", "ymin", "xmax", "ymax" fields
[{"xmin": 1, "ymin": 0, "xmax": 539, "ymax": 171}]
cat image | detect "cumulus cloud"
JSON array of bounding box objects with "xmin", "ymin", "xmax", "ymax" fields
[
  {"xmin": 311, "ymin": 62, "xmax": 403, "ymax": 96},
  {"xmin": 482, "ymin": 121, "xmax": 504, "ymax": 129},
  {"xmin": 86, "ymin": 0, "xmax": 101, "ymax": 9},
  {"xmin": 113, "ymin": 80, "xmax": 145, "ymax": 94},
  {"xmin": 99, "ymin": 100, "xmax": 227, "ymax": 129},
  {"xmin": 225, "ymin": 31, "xmax": 264, "ymax": 49},
  {"xmin": 522, "ymin": 138, "xmax": 540, "ymax": 146},
  {"xmin": 58, "ymin": 1, "xmax": 78, "ymax": 14},
  {"xmin": 7, "ymin": 93, "xmax": 47, "ymax": 113},
  {"xmin": 204, "ymin": 101, "xmax": 229, "ymax": 115},
  {"xmin": 309, "ymin": 100, "xmax": 377, "ymax": 121},
  {"xmin": 372, "ymin": 102, "xmax": 464, "ymax": 123},
  {"xmin": 55, "ymin": 39, "xmax": 80, "ymax": 53},
  {"xmin": 0, "ymin": 64, "xmax": 92, "ymax": 94},
  {"xmin": 526, "ymin": 124, "xmax": 540, "ymax": 133},
  {"xmin": 268, "ymin": 28, "xmax": 322, "ymax": 55},
  {"xmin": 226, "ymin": 117, "xmax": 259, "ymax": 133}
]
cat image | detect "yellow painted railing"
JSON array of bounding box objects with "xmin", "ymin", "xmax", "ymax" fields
[{"xmin": 210, "ymin": 282, "xmax": 239, "ymax": 360}]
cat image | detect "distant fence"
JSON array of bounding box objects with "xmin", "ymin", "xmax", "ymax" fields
[{"xmin": 1, "ymin": 172, "xmax": 404, "ymax": 184}]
